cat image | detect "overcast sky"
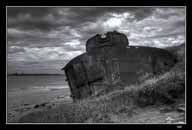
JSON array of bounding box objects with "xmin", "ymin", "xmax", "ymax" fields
[{"xmin": 7, "ymin": 7, "xmax": 185, "ymax": 74}]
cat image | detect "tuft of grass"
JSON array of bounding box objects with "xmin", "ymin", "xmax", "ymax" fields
[{"xmin": 135, "ymin": 60, "xmax": 185, "ymax": 107}]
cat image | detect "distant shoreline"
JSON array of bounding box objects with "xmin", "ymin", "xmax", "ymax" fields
[{"xmin": 8, "ymin": 74, "xmax": 65, "ymax": 76}]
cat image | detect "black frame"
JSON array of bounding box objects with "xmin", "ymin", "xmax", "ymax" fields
[{"xmin": 1, "ymin": 0, "xmax": 191, "ymax": 128}]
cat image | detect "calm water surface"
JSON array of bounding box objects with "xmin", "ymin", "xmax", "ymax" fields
[{"xmin": 7, "ymin": 75, "xmax": 69, "ymax": 91}]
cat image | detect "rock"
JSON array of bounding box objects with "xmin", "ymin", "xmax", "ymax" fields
[
  {"xmin": 165, "ymin": 116, "xmax": 174, "ymax": 123},
  {"xmin": 33, "ymin": 103, "xmax": 48, "ymax": 109},
  {"xmin": 40, "ymin": 102, "xmax": 48, "ymax": 107},
  {"xmin": 34, "ymin": 104, "xmax": 40, "ymax": 109}
]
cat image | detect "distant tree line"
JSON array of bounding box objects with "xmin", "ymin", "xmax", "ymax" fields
[{"xmin": 8, "ymin": 73, "xmax": 64, "ymax": 76}]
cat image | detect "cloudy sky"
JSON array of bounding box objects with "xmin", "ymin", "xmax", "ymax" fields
[{"xmin": 7, "ymin": 7, "xmax": 185, "ymax": 74}]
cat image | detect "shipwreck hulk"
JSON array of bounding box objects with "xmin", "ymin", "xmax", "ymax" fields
[{"xmin": 62, "ymin": 31, "xmax": 177, "ymax": 101}]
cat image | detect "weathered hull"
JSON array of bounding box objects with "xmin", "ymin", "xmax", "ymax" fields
[{"xmin": 62, "ymin": 31, "xmax": 177, "ymax": 101}]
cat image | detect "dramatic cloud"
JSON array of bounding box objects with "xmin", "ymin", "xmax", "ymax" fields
[{"xmin": 7, "ymin": 7, "xmax": 185, "ymax": 74}]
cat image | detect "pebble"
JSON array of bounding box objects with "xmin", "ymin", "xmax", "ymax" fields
[{"xmin": 165, "ymin": 116, "xmax": 174, "ymax": 123}]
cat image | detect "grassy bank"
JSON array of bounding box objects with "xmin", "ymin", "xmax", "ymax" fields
[{"xmin": 18, "ymin": 45, "xmax": 185, "ymax": 123}]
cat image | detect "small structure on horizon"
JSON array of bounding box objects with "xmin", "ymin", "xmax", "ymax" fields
[{"xmin": 62, "ymin": 31, "xmax": 177, "ymax": 101}]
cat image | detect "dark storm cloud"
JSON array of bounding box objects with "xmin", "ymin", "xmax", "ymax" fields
[
  {"xmin": 173, "ymin": 20, "xmax": 185, "ymax": 28},
  {"xmin": 7, "ymin": 7, "xmax": 52, "ymax": 17},
  {"xmin": 131, "ymin": 7, "xmax": 155, "ymax": 21},
  {"xmin": 8, "ymin": 12, "xmax": 60, "ymax": 31},
  {"xmin": 7, "ymin": 7, "xmax": 156, "ymax": 48},
  {"xmin": 7, "ymin": 7, "xmax": 155, "ymax": 32},
  {"xmin": 65, "ymin": 7, "xmax": 155, "ymax": 23},
  {"xmin": 7, "ymin": 7, "xmax": 60, "ymax": 33},
  {"xmin": 7, "ymin": 7, "xmax": 185, "ymax": 74},
  {"xmin": 8, "ymin": 18, "xmax": 60, "ymax": 32}
]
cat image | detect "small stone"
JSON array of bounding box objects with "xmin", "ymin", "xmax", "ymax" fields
[{"xmin": 34, "ymin": 104, "xmax": 39, "ymax": 108}]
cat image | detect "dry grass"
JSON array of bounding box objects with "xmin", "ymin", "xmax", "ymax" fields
[{"xmin": 18, "ymin": 47, "xmax": 185, "ymax": 123}]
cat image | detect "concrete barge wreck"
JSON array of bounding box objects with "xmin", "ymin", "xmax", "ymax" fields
[{"xmin": 62, "ymin": 31, "xmax": 177, "ymax": 101}]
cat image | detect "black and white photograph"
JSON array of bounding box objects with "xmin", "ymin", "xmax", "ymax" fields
[{"xmin": 6, "ymin": 6, "xmax": 186, "ymax": 124}]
